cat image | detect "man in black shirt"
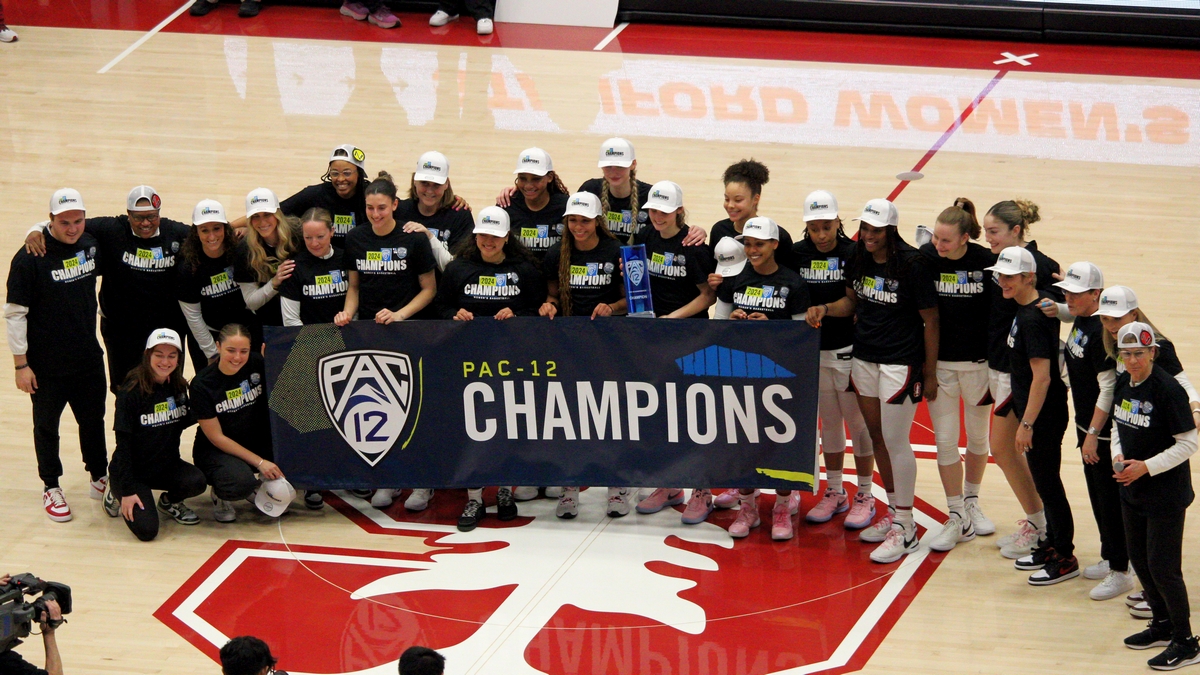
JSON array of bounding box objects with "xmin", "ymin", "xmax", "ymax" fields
[{"xmin": 0, "ymin": 573, "xmax": 65, "ymax": 675}]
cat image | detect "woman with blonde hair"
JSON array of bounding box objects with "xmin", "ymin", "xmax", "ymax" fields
[{"xmin": 234, "ymin": 188, "xmax": 300, "ymax": 329}]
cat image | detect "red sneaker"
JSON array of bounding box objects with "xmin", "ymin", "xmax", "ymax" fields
[{"xmin": 43, "ymin": 487, "xmax": 72, "ymax": 522}]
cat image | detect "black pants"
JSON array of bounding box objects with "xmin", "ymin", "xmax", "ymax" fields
[
  {"xmin": 31, "ymin": 368, "xmax": 108, "ymax": 487},
  {"xmin": 102, "ymin": 316, "xmax": 190, "ymax": 394},
  {"xmin": 438, "ymin": 0, "xmax": 494, "ymax": 19},
  {"xmin": 1124, "ymin": 502, "xmax": 1190, "ymax": 640},
  {"xmin": 1026, "ymin": 399, "xmax": 1073, "ymax": 558},
  {"xmin": 1078, "ymin": 428, "xmax": 1128, "ymax": 571},
  {"xmin": 119, "ymin": 460, "xmax": 208, "ymax": 542},
  {"xmin": 193, "ymin": 444, "xmax": 272, "ymax": 502}
]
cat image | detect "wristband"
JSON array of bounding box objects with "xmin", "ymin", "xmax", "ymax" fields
[
  {"xmin": 1020, "ymin": 420, "xmax": 1034, "ymax": 430},
  {"xmin": 257, "ymin": 459, "xmax": 264, "ymax": 468},
  {"xmin": 15, "ymin": 363, "xmax": 29, "ymax": 370}
]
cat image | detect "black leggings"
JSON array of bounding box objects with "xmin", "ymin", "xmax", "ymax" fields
[
  {"xmin": 31, "ymin": 368, "xmax": 108, "ymax": 487},
  {"xmin": 119, "ymin": 460, "xmax": 208, "ymax": 542},
  {"xmin": 1025, "ymin": 399, "xmax": 1073, "ymax": 557},
  {"xmin": 1124, "ymin": 502, "xmax": 1190, "ymax": 640},
  {"xmin": 1078, "ymin": 429, "xmax": 1128, "ymax": 571},
  {"xmin": 193, "ymin": 444, "xmax": 272, "ymax": 502}
]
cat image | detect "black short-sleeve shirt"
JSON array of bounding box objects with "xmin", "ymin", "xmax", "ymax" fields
[
  {"xmin": 506, "ymin": 192, "xmax": 568, "ymax": 261},
  {"xmin": 175, "ymin": 253, "xmax": 256, "ymax": 334},
  {"xmin": 988, "ymin": 240, "xmax": 1062, "ymax": 372},
  {"xmin": 189, "ymin": 353, "xmax": 271, "ymax": 457},
  {"xmin": 921, "ymin": 241, "xmax": 994, "ymax": 363},
  {"xmin": 716, "ymin": 264, "xmax": 810, "ymax": 321},
  {"xmin": 278, "ymin": 248, "xmax": 350, "ymax": 325},
  {"xmin": 579, "ymin": 178, "xmax": 652, "ymax": 241},
  {"xmin": 711, "ymin": 218, "xmax": 797, "ymax": 271},
  {"xmin": 1007, "ymin": 291, "xmax": 1068, "ymax": 419},
  {"xmin": 280, "ymin": 182, "xmax": 366, "ymax": 247},
  {"xmin": 1113, "ymin": 365, "xmax": 1196, "ymax": 513},
  {"xmin": 1064, "ymin": 314, "xmax": 1116, "ymax": 423},
  {"xmin": 395, "ymin": 198, "xmax": 474, "ymax": 251},
  {"xmin": 633, "ymin": 225, "xmax": 712, "ymax": 318},
  {"xmin": 86, "ymin": 216, "xmax": 190, "ymax": 328},
  {"xmin": 793, "ymin": 235, "xmax": 856, "ymax": 350},
  {"xmin": 435, "ymin": 257, "xmax": 546, "ymax": 319},
  {"xmin": 343, "ymin": 225, "xmax": 436, "ymax": 318},
  {"xmin": 543, "ymin": 238, "xmax": 625, "ymax": 316},
  {"xmin": 847, "ymin": 245, "xmax": 938, "ymax": 366},
  {"xmin": 109, "ymin": 382, "xmax": 195, "ymax": 497}
]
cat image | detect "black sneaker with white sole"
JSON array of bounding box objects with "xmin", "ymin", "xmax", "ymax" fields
[
  {"xmin": 189, "ymin": 0, "xmax": 218, "ymax": 16},
  {"xmin": 103, "ymin": 483, "xmax": 120, "ymax": 518},
  {"xmin": 1127, "ymin": 621, "xmax": 1174, "ymax": 650},
  {"xmin": 458, "ymin": 499, "xmax": 484, "ymax": 532},
  {"xmin": 157, "ymin": 494, "xmax": 200, "ymax": 525},
  {"xmin": 304, "ymin": 490, "xmax": 324, "ymax": 510},
  {"xmin": 1028, "ymin": 553, "xmax": 1080, "ymax": 586},
  {"xmin": 1014, "ymin": 544, "xmax": 1055, "ymax": 571},
  {"xmin": 1149, "ymin": 636, "xmax": 1200, "ymax": 670},
  {"xmin": 496, "ymin": 487, "xmax": 518, "ymax": 521}
]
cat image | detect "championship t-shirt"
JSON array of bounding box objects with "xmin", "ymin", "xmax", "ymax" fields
[
  {"xmin": 579, "ymin": 178, "xmax": 652, "ymax": 241},
  {"xmin": 988, "ymin": 240, "xmax": 1063, "ymax": 372},
  {"xmin": 1113, "ymin": 365, "xmax": 1196, "ymax": 513},
  {"xmin": 175, "ymin": 253, "xmax": 257, "ymax": 336},
  {"xmin": 278, "ymin": 247, "xmax": 350, "ymax": 325},
  {"xmin": 633, "ymin": 225, "xmax": 713, "ymax": 318},
  {"xmin": 1064, "ymin": 314, "xmax": 1116, "ymax": 425},
  {"xmin": 435, "ymin": 257, "xmax": 546, "ymax": 319},
  {"xmin": 506, "ymin": 192, "xmax": 568, "ymax": 261},
  {"xmin": 343, "ymin": 225, "xmax": 436, "ymax": 318},
  {"xmin": 711, "ymin": 218, "xmax": 797, "ymax": 271},
  {"xmin": 6, "ymin": 231, "xmax": 104, "ymax": 377},
  {"xmin": 921, "ymin": 241, "xmax": 994, "ymax": 363},
  {"xmin": 280, "ymin": 182, "xmax": 365, "ymax": 247},
  {"xmin": 86, "ymin": 216, "xmax": 190, "ymax": 327},
  {"xmin": 189, "ymin": 353, "xmax": 271, "ymax": 457},
  {"xmin": 717, "ymin": 264, "xmax": 810, "ymax": 321},
  {"xmin": 395, "ymin": 198, "xmax": 474, "ymax": 252},
  {"xmin": 1007, "ymin": 291, "xmax": 1068, "ymax": 419},
  {"xmin": 847, "ymin": 244, "xmax": 937, "ymax": 366},
  {"xmin": 109, "ymin": 382, "xmax": 194, "ymax": 497},
  {"xmin": 543, "ymin": 237, "xmax": 624, "ymax": 316},
  {"xmin": 793, "ymin": 235, "xmax": 856, "ymax": 350}
]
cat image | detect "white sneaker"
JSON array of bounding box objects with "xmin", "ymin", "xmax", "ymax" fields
[
  {"xmin": 557, "ymin": 488, "xmax": 580, "ymax": 519},
  {"xmin": 1083, "ymin": 559, "xmax": 1111, "ymax": 580},
  {"xmin": 476, "ymin": 17, "xmax": 493, "ymax": 35},
  {"xmin": 926, "ymin": 514, "xmax": 976, "ymax": 552},
  {"xmin": 429, "ymin": 9, "xmax": 458, "ymax": 26},
  {"xmin": 0, "ymin": 28, "xmax": 16, "ymax": 43},
  {"xmin": 964, "ymin": 498, "xmax": 995, "ymax": 536},
  {"xmin": 513, "ymin": 486, "xmax": 539, "ymax": 501},
  {"xmin": 90, "ymin": 475, "xmax": 108, "ymax": 500},
  {"xmin": 859, "ymin": 512, "xmax": 894, "ymax": 543},
  {"xmin": 998, "ymin": 520, "xmax": 1042, "ymax": 558},
  {"xmin": 607, "ymin": 487, "xmax": 632, "ymax": 517},
  {"xmin": 1130, "ymin": 601, "xmax": 1153, "ymax": 619},
  {"xmin": 370, "ymin": 489, "xmax": 399, "ymax": 508},
  {"xmin": 870, "ymin": 524, "xmax": 919, "ymax": 563},
  {"xmin": 211, "ymin": 489, "xmax": 236, "ymax": 523},
  {"xmin": 545, "ymin": 486, "xmax": 564, "ymax": 498},
  {"xmin": 404, "ymin": 489, "xmax": 433, "ymax": 511},
  {"xmin": 43, "ymin": 487, "xmax": 73, "ymax": 522},
  {"xmin": 1090, "ymin": 570, "xmax": 1136, "ymax": 601}
]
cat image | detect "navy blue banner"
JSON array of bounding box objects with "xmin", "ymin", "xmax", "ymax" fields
[{"xmin": 264, "ymin": 317, "xmax": 820, "ymax": 490}]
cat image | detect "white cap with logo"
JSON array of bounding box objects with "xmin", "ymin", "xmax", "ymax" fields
[
  {"xmin": 645, "ymin": 181, "xmax": 683, "ymax": 212},
  {"xmin": 126, "ymin": 185, "xmax": 162, "ymax": 212},
  {"xmin": 854, "ymin": 198, "xmax": 899, "ymax": 228},
  {"xmin": 245, "ymin": 188, "xmax": 280, "ymax": 218},
  {"xmin": 513, "ymin": 147, "xmax": 553, "ymax": 176},
  {"xmin": 329, "ymin": 144, "xmax": 366, "ymax": 171},
  {"xmin": 597, "ymin": 138, "xmax": 635, "ymax": 168},
  {"xmin": 563, "ymin": 192, "xmax": 603, "ymax": 219},
  {"xmin": 474, "ymin": 206, "xmax": 511, "ymax": 238},
  {"xmin": 1054, "ymin": 261, "xmax": 1105, "ymax": 293},
  {"xmin": 49, "ymin": 188, "xmax": 85, "ymax": 216},
  {"xmin": 1117, "ymin": 321, "xmax": 1159, "ymax": 349},
  {"xmin": 1096, "ymin": 285, "xmax": 1138, "ymax": 317},
  {"xmin": 714, "ymin": 237, "xmax": 748, "ymax": 277},
  {"xmin": 145, "ymin": 327, "xmax": 183, "ymax": 352},
  {"xmin": 254, "ymin": 478, "xmax": 297, "ymax": 518},
  {"xmin": 803, "ymin": 190, "xmax": 838, "ymax": 222},
  {"xmin": 414, "ymin": 151, "xmax": 450, "ymax": 185},
  {"xmin": 737, "ymin": 216, "xmax": 780, "ymax": 242},
  {"xmin": 987, "ymin": 246, "xmax": 1037, "ymax": 275},
  {"xmin": 192, "ymin": 199, "xmax": 228, "ymax": 226}
]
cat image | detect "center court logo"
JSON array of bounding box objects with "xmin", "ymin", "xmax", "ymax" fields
[{"xmin": 318, "ymin": 350, "xmax": 422, "ymax": 466}]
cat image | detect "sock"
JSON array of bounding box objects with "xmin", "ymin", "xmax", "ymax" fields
[
  {"xmin": 894, "ymin": 508, "xmax": 914, "ymax": 534},
  {"xmin": 827, "ymin": 470, "xmax": 845, "ymax": 494},
  {"xmin": 467, "ymin": 488, "xmax": 483, "ymax": 502},
  {"xmin": 1027, "ymin": 510, "xmax": 1047, "ymax": 532},
  {"xmin": 740, "ymin": 492, "xmax": 757, "ymax": 506},
  {"xmin": 947, "ymin": 494, "xmax": 966, "ymax": 518},
  {"xmin": 775, "ymin": 492, "xmax": 790, "ymax": 506},
  {"xmin": 43, "ymin": 480, "xmax": 60, "ymax": 490},
  {"xmin": 858, "ymin": 474, "xmax": 874, "ymax": 494},
  {"xmin": 886, "ymin": 491, "xmax": 896, "ymax": 514},
  {"xmin": 964, "ymin": 481, "xmax": 981, "ymax": 500}
]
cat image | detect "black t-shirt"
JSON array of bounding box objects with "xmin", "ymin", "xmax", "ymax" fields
[
  {"xmin": 921, "ymin": 241, "xmax": 994, "ymax": 363},
  {"xmin": 0, "ymin": 649, "xmax": 47, "ymax": 675},
  {"xmin": 1064, "ymin": 314, "xmax": 1116, "ymax": 423},
  {"xmin": 543, "ymin": 238, "xmax": 625, "ymax": 316},
  {"xmin": 278, "ymin": 248, "xmax": 349, "ymax": 325},
  {"xmin": 717, "ymin": 264, "xmax": 810, "ymax": 321},
  {"xmin": 176, "ymin": 252, "xmax": 256, "ymax": 335},
  {"xmin": 579, "ymin": 178, "xmax": 652, "ymax": 241},
  {"xmin": 109, "ymin": 382, "xmax": 195, "ymax": 498},
  {"xmin": 506, "ymin": 192, "xmax": 568, "ymax": 261},
  {"xmin": 793, "ymin": 235, "xmax": 856, "ymax": 350},
  {"xmin": 1113, "ymin": 365, "xmax": 1196, "ymax": 513},
  {"xmin": 189, "ymin": 353, "xmax": 271, "ymax": 457},
  {"xmin": 343, "ymin": 225, "xmax": 436, "ymax": 319},
  {"xmin": 280, "ymin": 182, "xmax": 365, "ymax": 247},
  {"xmin": 86, "ymin": 216, "xmax": 190, "ymax": 327},
  {"xmin": 436, "ymin": 256, "xmax": 546, "ymax": 319},
  {"xmin": 6, "ymin": 232, "xmax": 104, "ymax": 376},
  {"xmin": 395, "ymin": 198, "xmax": 474, "ymax": 251},
  {"xmin": 233, "ymin": 238, "xmax": 287, "ymax": 327},
  {"xmin": 633, "ymin": 225, "xmax": 712, "ymax": 318},
  {"xmin": 1007, "ymin": 291, "xmax": 1068, "ymax": 419},
  {"xmin": 847, "ymin": 244, "xmax": 937, "ymax": 366},
  {"xmin": 988, "ymin": 240, "xmax": 1062, "ymax": 372},
  {"xmin": 711, "ymin": 218, "xmax": 797, "ymax": 271}
]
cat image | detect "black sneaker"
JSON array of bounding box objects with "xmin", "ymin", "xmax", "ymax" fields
[
  {"xmin": 496, "ymin": 487, "xmax": 518, "ymax": 521},
  {"xmin": 102, "ymin": 482, "xmax": 120, "ymax": 518},
  {"xmin": 157, "ymin": 493, "xmax": 200, "ymax": 525},
  {"xmin": 1028, "ymin": 553, "xmax": 1080, "ymax": 586},
  {"xmin": 238, "ymin": 0, "xmax": 260, "ymax": 17},
  {"xmin": 349, "ymin": 488, "xmax": 373, "ymax": 499},
  {"xmin": 1014, "ymin": 543, "xmax": 1055, "ymax": 571},
  {"xmin": 1127, "ymin": 621, "xmax": 1174, "ymax": 650},
  {"xmin": 1149, "ymin": 636, "xmax": 1200, "ymax": 670},
  {"xmin": 458, "ymin": 499, "xmax": 484, "ymax": 532},
  {"xmin": 189, "ymin": 0, "xmax": 218, "ymax": 16},
  {"xmin": 304, "ymin": 490, "xmax": 324, "ymax": 510}
]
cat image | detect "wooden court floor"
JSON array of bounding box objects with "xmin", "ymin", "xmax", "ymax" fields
[{"xmin": 1, "ymin": 17, "xmax": 1199, "ymax": 675}]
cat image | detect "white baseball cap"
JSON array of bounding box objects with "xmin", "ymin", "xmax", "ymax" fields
[
  {"xmin": 803, "ymin": 190, "xmax": 838, "ymax": 222},
  {"xmin": 329, "ymin": 144, "xmax": 366, "ymax": 171},
  {"xmin": 1054, "ymin": 261, "xmax": 1105, "ymax": 293},
  {"xmin": 513, "ymin": 147, "xmax": 553, "ymax": 176},
  {"xmin": 714, "ymin": 236, "xmax": 748, "ymax": 277},
  {"xmin": 245, "ymin": 188, "xmax": 280, "ymax": 217},
  {"xmin": 145, "ymin": 327, "xmax": 183, "ymax": 352},
  {"xmin": 474, "ymin": 206, "xmax": 511, "ymax": 238},
  {"xmin": 987, "ymin": 246, "xmax": 1037, "ymax": 275},
  {"xmin": 413, "ymin": 151, "xmax": 449, "ymax": 185},
  {"xmin": 254, "ymin": 478, "xmax": 296, "ymax": 518},
  {"xmin": 645, "ymin": 181, "xmax": 683, "ymax": 212},
  {"xmin": 192, "ymin": 199, "xmax": 228, "ymax": 226},
  {"xmin": 854, "ymin": 198, "xmax": 898, "ymax": 228},
  {"xmin": 126, "ymin": 185, "xmax": 162, "ymax": 212},
  {"xmin": 737, "ymin": 216, "xmax": 780, "ymax": 242},
  {"xmin": 597, "ymin": 138, "xmax": 635, "ymax": 168},
  {"xmin": 913, "ymin": 225, "xmax": 933, "ymax": 247},
  {"xmin": 1096, "ymin": 285, "xmax": 1138, "ymax": 317},
  {"xmin": 564, "ymin": 192, "xmax": 603, "ymax": 219},
  {"xmin": 49, "ymin": 188, "xmax": 85, "ymax": 216},
  {"xmin": 1117, "ymin": 321, "xmax": 1159, "ymax": 349}
]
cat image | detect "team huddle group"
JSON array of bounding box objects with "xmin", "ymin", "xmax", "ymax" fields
[{"xmin": 6, "ymin": 138, "xmax": 1200, "ymax": 670}]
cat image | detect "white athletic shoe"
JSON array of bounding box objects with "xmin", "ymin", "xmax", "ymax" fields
[
  {"xmin": 1090, "ymin": 570, "xmax": 1136, "ymax": 601},
  {"xmin": 370, "ymin": 489, "xmax": 399, "ymax": 508},
  {"xmin": 997, "ymin": 520, "xmax": 1040, "ymax": 557},
  {"xmin": 870, "ymin": 524, "xmax": 919, "ymax": 563},
  {"xmin": 513, "ymin": 486, "xmax": 539, "ymax": 501},
  {"xmin": 926, "ymin": 514, "xmax": 976, "ymax": 552},
  {"xmin": 211, "ymin": 489, "xmax": 236, "ymax": 523},
  {"xmin": 1083, "ymin": 559, "xmax": 1111, "ymax": 580},
  {"xmin": 0, "ymin": 28, "xmax": 17, "ymax": 43},
  {"xmin": 859, "ymin": 512, "xmax": 894, "ymax": 543},
  {"xmin": 556, "ymin": 488, "xmax": 580, "ymax": 519},
  {"xmin": 404, "ymin": 489, "xmax": 433, "ymax": 511},
  {"xmin": 964, "ymin": 498, "xmax": 995, "ymax": 536},
  {"xmin": 607, "ymin": 488, "xmax": 632, "ymax": 517},
  {"xmin": 90, "ymin": 475, "xmax": 108, "ymax": 500},
  {"xmin": 545, "ymin": 486, "xmax": 564, "ymax": 498},
  {"xmin": 1130, "ymin": 601, "xmax": 1153, "ymax": 619},
  {"xmin": 429, "ymin": 9, "xmax": 458, "ymax": 26},
  {"xmin": 476, "ymin": 17, "xmax": 493, "ymax": 35}
]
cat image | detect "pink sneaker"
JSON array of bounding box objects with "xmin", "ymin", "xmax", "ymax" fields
[
  {"xmin": 681, "ymin": 489, "xmax": 713, "ymax": 524},
  {"xmin": 714, "ymin": 488, "xmax": 745, "ymax": 509},
  {"xmin": 368, "ymin": 6, "xmax": 400, "ymax": 28},
  {"xmin": 339, "ymin": 1, "xmax": 369, "ymax": 20},
  {"xmin": 805, "ymin": 487, "xmax": 849, "ymax": 523},
  {"xmin": 771, "ymin": 501, "xmax": 794, "ymax": 540},
  {"xmin": 636, "ymin": 488, "xmax": 684, "ymax": 514},
  {"xmin": 787, "ymin": 491, "xmax": 801, "ymax": 515},
  {"xmin": 728, "ymin": 497, "xmax": 761, "ymax": 538},
  {"xmin": 844, "ymin": 492, "xmax": 877, "ymax": 530}
]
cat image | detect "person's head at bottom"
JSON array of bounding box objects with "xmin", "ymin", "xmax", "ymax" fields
[
  {"xmin": 399, "ymin": 646, "xmax": 445, "ymax": 675},
  {"xmin": 220, "ymin": 636, "xmax": 282, "ymax": 675}
]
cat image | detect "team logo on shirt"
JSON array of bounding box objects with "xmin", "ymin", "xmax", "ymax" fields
[
  {"xmin": 306, "ymin": 270, "xmax": 350, "ymax": 299},
  {"xmin": 319, "ymin": 350, "xmax": 421, "ymax": 467},
  {"xmin": 216, "ymin": 378, "xmax": 263, "ymax": 414},
  {"xmin": 124, "ymin": 246, "xmax": 175, "ymax": 271},
  {"xmin": 1115, "ymin": 397, "xmax": 1152, "ymax": 428},
  {"xmin": 51, "ymin": 250, "xmax": 97, "ymax": 282},
  {"xmin": 361, "ymin": 248, "xmax": 409, "ymax": 271},
  {"xmin": 465, "ymin": 273, "xmax": 523, "ymax": 299},
  {"xmin": 204, "ymin": 267, "xmax": 240, "ymax": 297},
  {"xmin": 734, "ymin": 286, "xmax": 789, "ymax": 311},
  {"xmin": 649, "ymin": 252, "xmax": 688, "ymax": 278},
  {"xmin": 1066, "ymin": 327, "xmax": 1088, "ymax": 359},
  {"xmin": 936, "ymin": 271, "xmax": 985, "ymax": 296}
]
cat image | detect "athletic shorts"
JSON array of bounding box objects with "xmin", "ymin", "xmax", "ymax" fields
[
  {"xmin": 819, "ymin": 346, "xmax": 854, "ymax": 392},
  {"xmin": 988, "ymin": 368, "xmax": 1014, "ymax": 417},
  {"xmin": 850, "ymin": 358, "xmax": 923, "ymax": 404},
  {"xmin": 936, "ymin": 361, "xmax": 993, "ymax": 407}
]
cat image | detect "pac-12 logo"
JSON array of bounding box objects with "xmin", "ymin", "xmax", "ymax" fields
[
  {"xmin": 627, "ymin": 258, "xmax": 645, "ymax": 287},
  {"xmin": 318, "ymin": 350, "xmax": 421, "ymax": 466}
]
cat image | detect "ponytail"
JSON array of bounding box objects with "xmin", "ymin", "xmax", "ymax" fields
[
  {"xmin": 987, "ymin": 198, "xmax": 1040, "ymax": 239},
  {"xmin": 937, "ymin": 197, "xmax": 980, "ymax": 239},
  {"xmin": 365, "ymin": 171, "xmax": 398, "ymax": 201}
]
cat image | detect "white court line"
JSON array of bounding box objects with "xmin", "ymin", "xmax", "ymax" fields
[
  {"xmin": 592, "ymin": 22, "xmax": 629, "ymax": 51},
  {"xmin": 97, "ymin": 0, "xmax": 193, "ymax": 74}
]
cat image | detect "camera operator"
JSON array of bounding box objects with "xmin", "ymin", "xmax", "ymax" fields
[{"xmin": 0, "ymin": 575, "xmax": 63, "ymax": 675}]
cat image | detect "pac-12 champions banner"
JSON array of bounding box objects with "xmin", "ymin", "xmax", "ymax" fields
[{"xmin": 263, "ymin": 318, "xmax": 820, "ymax": 491}]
